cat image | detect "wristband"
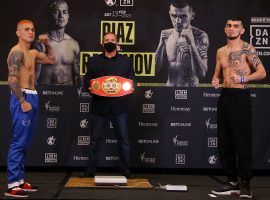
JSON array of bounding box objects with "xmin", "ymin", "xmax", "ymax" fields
[{"xmin": 240, "ymin": 76, "xmax": 245, "ymax": 84}]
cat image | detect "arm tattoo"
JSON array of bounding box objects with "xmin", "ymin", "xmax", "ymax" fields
[
  {"xmin": 247, "ymin": 46, "xmax": 262, "ymax": 68},
  {"xmin": 8, "ymin": 50, "xmax": 24, "ymax": 77},
  {"xmin": 8, "ymin": 50, "xmax": 25, "ymax": 103}
]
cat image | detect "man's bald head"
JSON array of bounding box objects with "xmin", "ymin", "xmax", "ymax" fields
[{"xmin": 17, "ymin": 20, "xmax": 34, "ymax": 31}]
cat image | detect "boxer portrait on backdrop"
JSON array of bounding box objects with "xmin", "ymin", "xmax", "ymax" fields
[
  {"xmin": 35, "ymin": 0, "xmax": 80, "ymax": 85},
  {"xmin": 155, "ymin": 0, "xmax": 209, "ymax": 87}
]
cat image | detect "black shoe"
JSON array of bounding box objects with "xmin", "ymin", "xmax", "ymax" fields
[
  {"xmin": 240, "ymin": 181, "xmax": 253, "ymax": 199},
  {"xmin": 212, "ymin": 182, "xmax": 240, "ymax": 195},
  {"xmin": 79, "ymin": 171, "xmax": 95, "ymax": 178}
]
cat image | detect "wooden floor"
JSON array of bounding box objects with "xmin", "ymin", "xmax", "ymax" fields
[{"xmin": 0, "ymin": 171, "xmax": 270, "ymax": 199}]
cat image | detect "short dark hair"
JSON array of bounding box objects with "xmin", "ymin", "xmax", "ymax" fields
[
  {"xmin": 227, "ymin": 17, "xmax": 244, "ymax": 27},
  {"xmin": 171, "ymin": 0, "xmax": 192, "ymax": 10}
]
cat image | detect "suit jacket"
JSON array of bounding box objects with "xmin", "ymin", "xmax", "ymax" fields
[{"xmin": 84, "ymin": 52, "xmax": 135, "ymax": 115}]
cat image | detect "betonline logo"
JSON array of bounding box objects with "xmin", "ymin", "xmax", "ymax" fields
[
  {"xmin": 205, "ymin": 118, "xmax": 217, "ymax": 130},
  {"xmin": 202, "ymin": 107, "xmax": 217, "ymax": 112},
  {"xmin": 175, "ymin": 154, "xmax": 185, "ymax": 164},
  {"xmin": 175, "ymin": 90, "xmax": 187, "ymax": 99},
  {"xmin": 47, "ymin": 136, "xmax": 56, "ymax": 146},
  {"xmin": 170, "ymin": 122, "xmax": 192, "ymax": 127},
  {"xmin": 42, "ymin": 90, "xmax": 64, "ymax": 96},
  {"xmin": 144, "ymin": 90, "xmax": 153, "ymax": 99},
  {"xmin": 173, "ymin": 135, "xmax": 189, "ymax": 146},
  {"xmin": 137, "ymin": 139, "xmax": 159, "ymax": 144},
  {"xmin": 106, "ymin": 156, "xmax": 119, "ymax": 161},
  {"xmin": 80, "ymin": 119, "xmax": 89, "ymax": 128},
  {"xmin": 78, "ymin": 136, "xmax": 90, "ymax": 146},
  {"xmin": 45, "ymin": 153, "xmax": 57, "ymax": 163},
  {"xmin": 142, "ymin": 104, "xmax": 155, "ymax": 113},
  {"xmin": 44, "ymin": 101, "xmax": 60, "ymax": 112},
  {"xmin": 140, "ymin": 152, "xmax": 156, "ymax": 164}
]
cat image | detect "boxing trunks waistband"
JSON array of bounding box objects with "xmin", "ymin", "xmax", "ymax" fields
[
  {"xmin": 89, "ymin": 76, "xmax": 133, "ymax": 97},
  {"xmin": 21, "ymin": 88, "xmax": 37, "ymax": 94}
]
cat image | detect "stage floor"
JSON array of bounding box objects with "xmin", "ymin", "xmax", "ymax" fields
[{"xmin": 0, "ymin": 171, "xmax": 269, "ymax": 199}]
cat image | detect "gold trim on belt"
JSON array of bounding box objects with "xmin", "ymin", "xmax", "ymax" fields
[{"xmin": 89, "ymin": 76, "xmax": 134, "ymax": 97}]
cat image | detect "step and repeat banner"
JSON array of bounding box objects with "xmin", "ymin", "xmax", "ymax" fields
[{"xmin": 0, "ymin": 0, "xmax": 270, "ymax": 168}]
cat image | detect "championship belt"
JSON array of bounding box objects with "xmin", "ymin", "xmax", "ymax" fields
[{"xmin": 89, "ymin": 76, "xmax": 134, "ymax": 97}]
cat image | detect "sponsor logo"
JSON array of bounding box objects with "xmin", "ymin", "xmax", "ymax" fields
[
  {"xmin": 137, "ymin": 139, "xmax": 159, "ymax": 144},
  {"xmin": 77, "ymin": 87, "xmax": 91, "ymax": 98},
  {"xmin": 80, "ymin": 103, "xmax": 89, "ymax": 112},
  {"xmin": 208, "ymin": 155, "xmax": 218, "ymax": 165},
  {"xmin": 208, "ymin": 137, "xmax": 218, "ymax": 148},
  {"xmin": 170, "ymin": 106, "xmax": 191, "ymax": 112},
  {"xmin": 140, "ymin": 152, "xmax": 156, "ymax": 164},
  {"xmin": 173, "ymin": 135, "xmax": 189, "ymax": 146},
  {"xmin": 47, "ymin": 136, "xmax": 56, "ymax": 146},
  {"xmin": 109, "ymin": 121, "xmax": 114, "ymax": 129},
  {"xmin": 106, "ymin": 156, "xmax": 119, "ymax": 161},
  {"xmin": 170, "ymin": 122, "xmax": 192, "ymax": 127},
  {"xmin": 106, "ymin": 139, "xmax": 118, "ymax": 144},
  {"xmin": 202, "ymin": 107, "xmax": 217, "ymax": 112},
  {"xmin": 144, "ymin": 90, "xmax": 153, "ymax": 99},
  {"xmin": 47, "ymin": 118, "xmax": 57, "ymax": 128},
  {"xmin": 42, "ymin": 90, "xmax": 64, "ymax": 96},
  {"xmin": 175, "ymin": 90, "xmax": 187, "ymax": 99},
  {"xmin": 73, "ymin": 156, "xmax": 89, "ymax": 161},
  {"xmin": 205, "ymin": 118, "xmax": 217, "ymax": 130},
  {"xmin": 22, "ymin": 119, "xmax": 31, "ymax": 127},
  {"xmin": 250, "ymin": 24, "xmax": 270, "ymax": 49},
  {"xmin": 78, "ymin": 136, "xmax": 90, "ymax": 146},
  {"xmin": 45, "ymin": 153, "xmax": 57, "ymax": 163},
  {"xmin": 120, "ymin": 0, "xmax": 134, "ymax": 6},
  {"xmin": 203, "ymin": 92, "xmax": 220, "ymax": 98},
  {"xmin": 175, "ymin": 154, "xmax": 185, "ymax": 164},
  {"xmin": 138, "ymin": 122, "xmax": 158, "ymax": 127},
  {"xmin": 250, "ymin": 17, "xmax": 270, "ymax": 56},
  {"xmin": 80, "ymin": 119, "xmax": 89, "ymax": 128},
  {"xmin": 105, "ymin": 0, "xmax": 117, "ymax": 6},
  {"xmin": 142, "ymin": 104, "xmax": 155, "ymax": 113},
  {"xmin": 44, "ymin": 101, "xmax": 60, "ymax": 112}
]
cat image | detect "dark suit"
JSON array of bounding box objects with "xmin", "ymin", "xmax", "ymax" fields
[{"xmin": 83, "ymin": 52, "xmax": 135, "ymax": 174}]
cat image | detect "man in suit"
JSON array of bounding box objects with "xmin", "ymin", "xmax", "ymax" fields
[{"xmin": 83, "ymin": 32, "xmax": 135, "ymax": 178}]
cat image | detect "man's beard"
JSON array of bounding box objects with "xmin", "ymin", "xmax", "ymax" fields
[{"xmin": 227, "ymin": 33, "xmax": 240, "ymax": 40}]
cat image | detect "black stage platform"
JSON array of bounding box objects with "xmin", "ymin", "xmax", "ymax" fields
[{"xmin": 0, "ymin": 170, "xmax": 269, "ymax": 199}]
